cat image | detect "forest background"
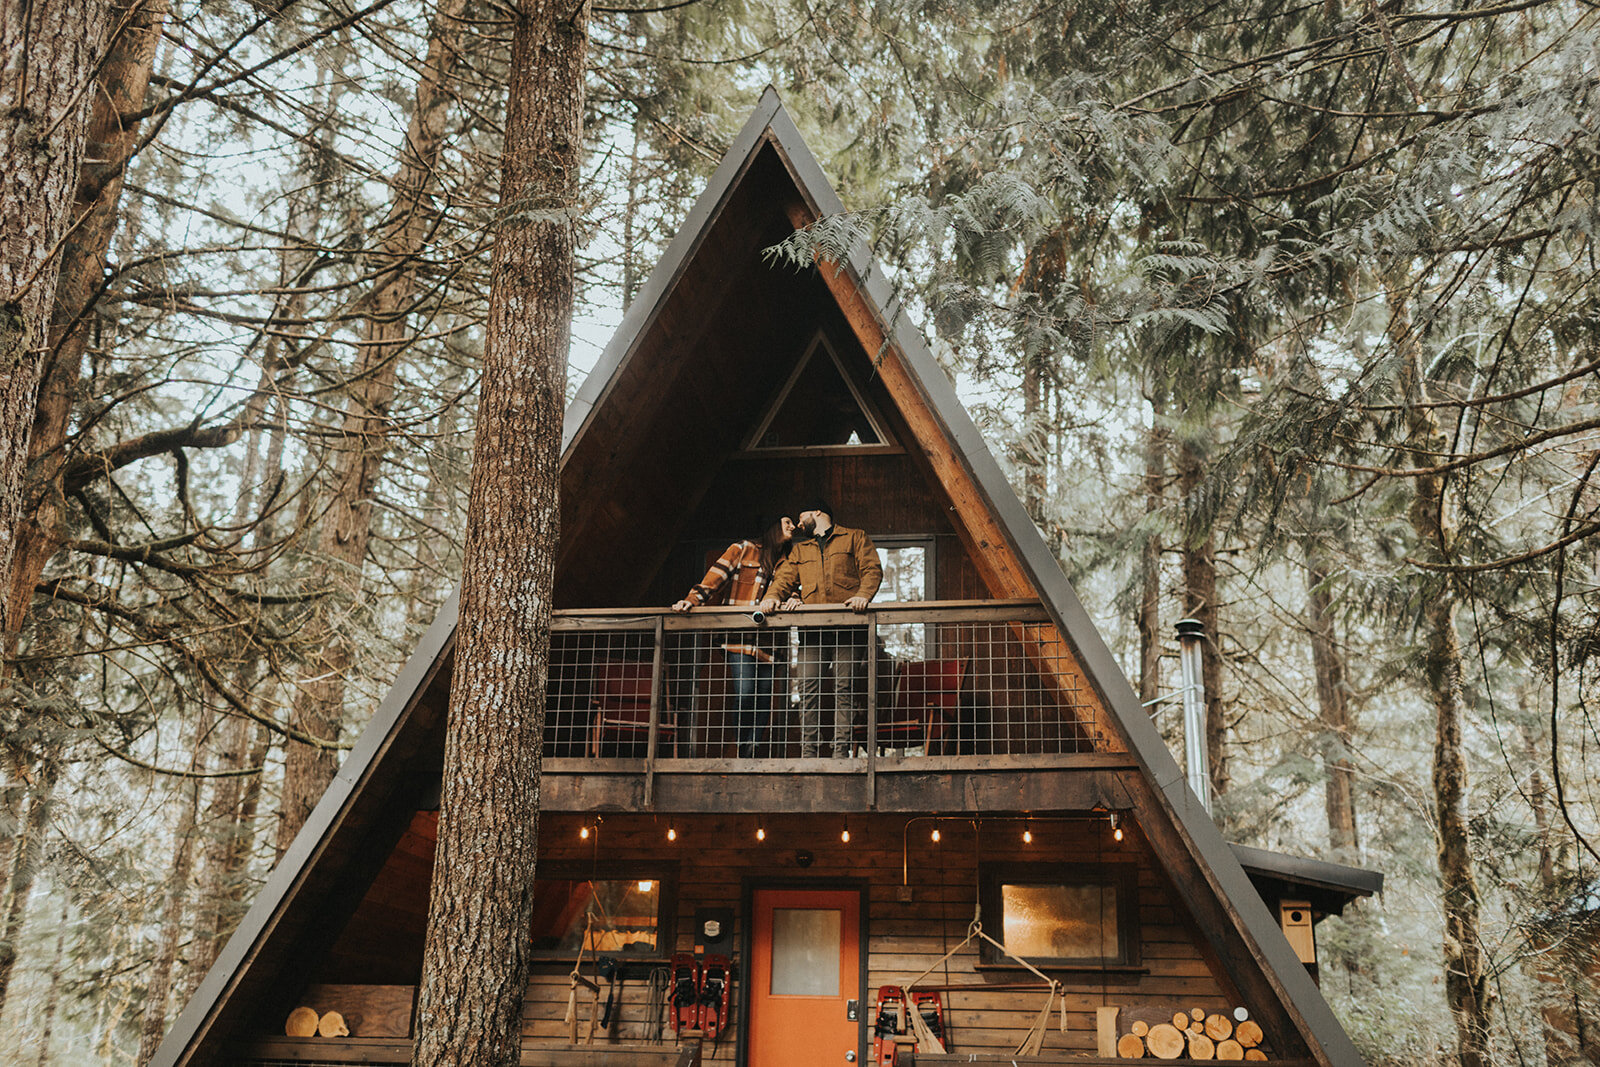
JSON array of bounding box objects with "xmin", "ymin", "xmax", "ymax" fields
[{"xmin": 0, "ymin": 0, "xmax": 1596, "ymax": 1064}]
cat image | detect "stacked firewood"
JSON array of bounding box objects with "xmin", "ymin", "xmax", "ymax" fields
[
  {"xmin": 285, "ymin": 1006, "xmax": 350, "ymax": 1038},
  {"xmin": 1116, "ymin": 1007, "xmax": 1265, "ymax": 1060}
]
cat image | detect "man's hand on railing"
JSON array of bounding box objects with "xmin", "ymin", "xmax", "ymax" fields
[{"xmin": 845, "ymin": 596, "xmax": 869, "ymax": 614}]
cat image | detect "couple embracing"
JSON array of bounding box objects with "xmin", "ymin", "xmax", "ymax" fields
[{"xmin": 672, "ymin": 501, "xmax": 882, "ymax": 759}]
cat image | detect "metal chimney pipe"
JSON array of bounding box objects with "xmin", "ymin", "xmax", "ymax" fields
[{"xmin": 1175, "ymin": 618, "xmax": 1212, "ymax": 814}]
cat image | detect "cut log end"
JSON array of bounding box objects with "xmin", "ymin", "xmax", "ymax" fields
[
  {"xmin": 1245, "ymin": 1050, "xmax": 1267, "ymax": 1062},
  {"xmin": 1205, "ymin": 1013, "xmax": 1234, "ymax": 1040},
  {"xmin": 317, "ymin": 1010, "xmax": 349, "ymax": 1038},
  {"xmin": 1188, "ymin": 1033, "xmax": 1216, "ymax": 1060},
  {"xmin": 1148, "ymin": 1023, "xmax": 1186, "ymax": 1059},
  {"xmin": 1236, "ymin": 1019, "xmax": 1264, "ymax": 1048},
  {"xmin": 1118, "ymin": 1033, "xmax": 1147, "ymax": 1058},
  {"xmin": 1217, "ymin": 1039, "xmax": 1245, "ymax": 1060},
  {"xmin": 285, "ymin": 1006, "xmax": 319, "ymax": 1037},
  {"xmin": 1131, "ymin": 1021, "xmax": 1150, "ymax": 1037}
]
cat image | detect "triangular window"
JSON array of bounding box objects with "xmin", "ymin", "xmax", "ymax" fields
[{"xmin": 743, "ymin": 332, "xmax": 894, "ymax": 453}]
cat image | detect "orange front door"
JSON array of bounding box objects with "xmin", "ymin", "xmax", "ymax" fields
[{"xmin": 748, "ymin": 888, "xmax": 861, "ymax": 1067}]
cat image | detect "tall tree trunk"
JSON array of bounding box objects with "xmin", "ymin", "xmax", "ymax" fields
[
  {"xmin": 0, "ymin": 0, "xmax": 110, "ymax": 630},
  {"xmin": 410, "ymin": 1, "xmax": 587, "ymax": 1063},
  {"xmin": 1138, "ymin": 397, "xmax": 1165, "ymax": 708},
  {"xmin": 5, "ymin": 0, "xmax": 166, "ymax": 636},
  {"xmin": 1389, "ymin": 282, "xmax": 1493, "ymax": 1067},
  {"xmin": 1176, "ymin": 438, "xmax": 1228, "ymax": 799},
  {"xmin": 136, "ymin": 773, "xmax": 202, "ymax": 1065},
  {"xmin": 278, "ymin": 0, "xmax": 468, "ymax": 851},
  {"xmin": 0, "ymin": 755, "xmax": 60, "ymax": 1018},
  {"xmin": 1305, "ymin": 549, "xmax": 1359, "ymax": 856},
  {"xmin": 35, "ymin": 897, "xmax": 67, "ymax": 1067},
  {"xmin": 1021, "ymin": 356, "xmax": 1047, "ymax": 525}
]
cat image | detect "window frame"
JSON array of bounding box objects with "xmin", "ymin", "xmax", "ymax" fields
[
  {"xmin": 526, "ymin": 861, "xmax": 679, "ymax": 964},
  {"xmin": 977, "ymin": 861, "xmax": 1141, "ymax": 969}
]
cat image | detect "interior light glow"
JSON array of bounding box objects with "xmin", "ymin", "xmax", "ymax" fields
[{"xmin": 638, "ymin": 880, "xmax": 654, "ymax": 893}]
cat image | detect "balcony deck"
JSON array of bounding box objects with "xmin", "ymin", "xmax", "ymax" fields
[{"xmin": 540, "ymin": 600, "xmax": 1128, "ymax": 812}]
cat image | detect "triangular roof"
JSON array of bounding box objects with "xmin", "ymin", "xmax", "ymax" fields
[{"xmin": 154, "ymin": 88, "xmax": 1368, "ymax": 1067}]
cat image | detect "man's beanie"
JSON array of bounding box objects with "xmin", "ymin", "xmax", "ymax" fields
[{"xmin": 802, "ymin": 498, "xmax": 834, "ymax": 519}]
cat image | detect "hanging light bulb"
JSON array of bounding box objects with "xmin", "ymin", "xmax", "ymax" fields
[
  {"xmin": 1110, "ymin": 813, "xmax": 1123, "ymax": 842},
  {"xmin": 930, "ymin": 826, "xmax": 941, "ymax": 843},
  {"xmin": 667, "ymin": 825, "xmax": 677, "ymax": 842},
  {"xmin": 840, "ymin": 818, "xmax": 851, "ymax": 844},
  {"xmin": 1023, "ymin": 827, "xmax": 1033, "ymax": 844},
  {"xmin": 756, "ymin": 823, "xmax": 766, "ymax": 842},
  {"xmin": 579, "ymin": 825, "xmax": 590, "ymax": 840}
]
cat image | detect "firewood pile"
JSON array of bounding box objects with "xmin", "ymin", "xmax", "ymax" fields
[{"xmin": 1115, "ymin": 1006, "xmax": 1265, "ymax": 1060}]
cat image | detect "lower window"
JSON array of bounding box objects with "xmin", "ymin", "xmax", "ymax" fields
[
  {"xmin": 979, "ymin": 862, "xmax": 1140, "ymax": 968},
  {"xmin": 529, "ymin": 866, "xmax": 675, "ymax": 959}
]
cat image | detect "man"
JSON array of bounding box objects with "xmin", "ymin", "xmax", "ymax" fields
[{"xmin": 759, "ymin": 500, "xmax": 882, "ymax": 758}]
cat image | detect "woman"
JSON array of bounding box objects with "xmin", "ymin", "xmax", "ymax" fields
[{"xmin": 673, "ymin": 517, "xmax": 795, "ymax": 757}]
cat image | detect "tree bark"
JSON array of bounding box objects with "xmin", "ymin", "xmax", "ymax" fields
[
  {"xmin": 4, "ymin": 0, "xmax": 166, "ymax": 637},
  {"xmin": 1176, "ymin": 438, "xmax": 1228, "ymax": 799},
  {"xmin": 1305, "ymin": 549, "xmax": 1359, "ymax": 856},
  {"xmin": 0, "ymin": 755, "xmax": 60, "ymax": 1019},
  {"xmin": 278, "ymin": 0, "xmax": 468, "ymax": 851},
  {"xmin": 35, "ymin": 898, "xmax": 67, "ymax": 1067},
  {"xmin": 136, "ymin": 772, "xmax": 202, "ymax": 1065},
  {"xmin": 410, "ymin": 1, "xmax": 587, "ymax": 1064},
  {"xmin": 0, "ymin": 0, "xmax": 110, "ymax": 637},
  {"xmin": 1389, "ymin": 282, "xmax": 1494, "ymax": 1067},
  {"xmin": 1138, "ymin": 397, "xmax": 1165, "ymax": 708}
]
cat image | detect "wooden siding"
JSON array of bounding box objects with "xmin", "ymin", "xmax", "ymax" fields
[{"xmin": 308, "ymin": 810, "xmax": 1268, "ymax": 1061}]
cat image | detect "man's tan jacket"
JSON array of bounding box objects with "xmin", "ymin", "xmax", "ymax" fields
[{"xmin": 768, "ymin": 525, "xmax": 882, "ymax": 605}]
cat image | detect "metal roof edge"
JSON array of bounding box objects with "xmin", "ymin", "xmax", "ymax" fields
[{"xmin": 1232, "ymin": 842, "xmax": 1386, "ymax": 899}]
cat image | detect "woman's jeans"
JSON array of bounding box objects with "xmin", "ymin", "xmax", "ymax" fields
[{"xmin": 727, "ymin": 651, "xmax": 775, "ymax": 758}]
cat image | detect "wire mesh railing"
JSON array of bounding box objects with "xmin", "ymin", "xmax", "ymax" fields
[{"xmin": 544, "ymin": 600, "xmax": 1105, "ymax": 762}]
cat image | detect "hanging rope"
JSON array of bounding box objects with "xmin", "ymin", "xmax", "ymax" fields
[
  {"xmin": 903, "ymin": 916, "xmax": 1063, "ymax": 1058},
  {"xmin": 566, "ymin": 912, "xmax": 601, "ymax": 1045}
]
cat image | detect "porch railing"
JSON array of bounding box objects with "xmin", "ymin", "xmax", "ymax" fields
[{"xmin": 543, "ymin": 599, "xmax": 1106, "ymax": 769}]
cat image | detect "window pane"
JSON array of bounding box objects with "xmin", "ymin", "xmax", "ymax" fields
[
  {"xmin": 530, "ymin": 879, "xmax": 659, "ymax": 954},
  {"xmin": 879, "ymin": 545, "xmax": 927, "ymax": 659},
  {"xmin": 1001, "ymin": 882, "xmax": 1118, "ymax": 960},
  {"xmin": 770, "ymin": 908, "xmax": 841, "ymax": 995}
]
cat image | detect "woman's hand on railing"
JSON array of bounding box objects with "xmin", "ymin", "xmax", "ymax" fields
[{"xmin": 671, "ymin": 600, "xmax": 693, "ymax": 613}]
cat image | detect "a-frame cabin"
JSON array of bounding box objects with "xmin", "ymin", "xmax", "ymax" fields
[{"xmin": 153, "ymin": 90, "xmax": 1381, "ymax": 1067}]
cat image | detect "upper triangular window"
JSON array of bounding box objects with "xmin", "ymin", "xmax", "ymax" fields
[{"xmin": 743, "ymin": 331, "xmax": 895, "ymax": 453}]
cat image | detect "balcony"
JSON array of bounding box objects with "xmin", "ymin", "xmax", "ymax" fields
[{"xmin": 540, "ymin": 600, "xmax": 1127, "ymax": 812}]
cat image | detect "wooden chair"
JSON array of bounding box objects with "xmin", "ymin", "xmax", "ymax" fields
[
  {"xmin": 590, "ymin": 660, "xmax": 676, "ymax": 757},
  {"xmin": 885, "ymin": 659, "xmax": 966, "ymax": 755}
]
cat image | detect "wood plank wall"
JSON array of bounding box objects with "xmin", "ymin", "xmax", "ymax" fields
[{"xmin": 523, "ymin": 812, "xmax": 1247, "ymax": 1060}]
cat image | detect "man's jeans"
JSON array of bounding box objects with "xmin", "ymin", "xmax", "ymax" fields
[{"xmin": 797, "ymin": 633, "xmax": 864, "ymax": 758}]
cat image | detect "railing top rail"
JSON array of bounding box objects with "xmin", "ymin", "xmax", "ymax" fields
[{"xmin": 550, "ymin": 598, "xmax": 1051, "ymax": 632}]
